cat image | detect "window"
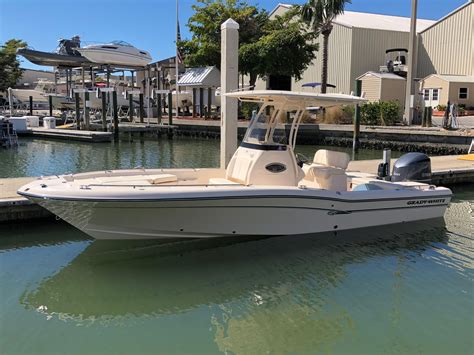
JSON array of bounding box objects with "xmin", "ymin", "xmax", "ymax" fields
[
  {"xmin": 459, "ymin": 88, "xmax": 468, "ymax": 100},
  {"xmin": 424, "ymin": 89, "xmax": 430, "ymax": 100},
  {"xmin": 432, "ymin": 89, "xmax": 439, "ymax": 101}
]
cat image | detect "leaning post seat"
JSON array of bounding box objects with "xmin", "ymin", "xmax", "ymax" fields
[{"xmin": 302, "ymin": 150, "xmax": 350, "ymax": 191}]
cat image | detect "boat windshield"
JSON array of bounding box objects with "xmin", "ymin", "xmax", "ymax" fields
[
  {"xmin": 110, "ymin": 40, "xmax": 133, "ymax": 47},
  {"xmin": 243, "ymin": 104, "xmax": 288, "ymax": 146}
]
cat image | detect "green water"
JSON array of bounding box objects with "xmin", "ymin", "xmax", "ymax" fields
[
  {"xmin": 0, "ymin": 138, "xmax": 473, "ymax": 354},
  {"xmin": 0, "ymin": 137, "xmax": 403, "ymax": 178}
]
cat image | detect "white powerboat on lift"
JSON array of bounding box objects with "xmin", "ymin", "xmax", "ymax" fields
[
  {"xmin": 76, "ymin": 41, "xmax": 152, "ymax": 67},
  {"xmin": 18, "ymin": 90, "xmax": 452, "ymax": 240}
]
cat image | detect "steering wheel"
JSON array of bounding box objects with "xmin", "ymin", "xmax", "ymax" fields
[{"xmin": 296, "ymin": 153, "xmax": 310, "ymax": 168}]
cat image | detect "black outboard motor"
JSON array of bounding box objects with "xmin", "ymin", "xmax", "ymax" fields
[{"xmin": 391, "ymin": 152, "xmax": 431, "ymax": 182}]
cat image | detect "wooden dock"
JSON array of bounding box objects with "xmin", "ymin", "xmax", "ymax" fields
[
  {"xmin": 1, "ymin": 155, "xmax": 472, "ymax": 224},
  {"xmin": 22, "ymin": 127, "xmax": 113, "ymax": 142}
]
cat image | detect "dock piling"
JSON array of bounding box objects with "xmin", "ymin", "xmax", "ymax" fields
[
  {"xmin": 157, "ymin": 93, "xmax": 162, "ymax": 124},
  {"xmin": 84, "ymin": 91, "xmax": 90, "ymax": 130},
  {"xmin": 192, "ymin": 88, "xmax": 197, "ymax": 118},
  {"xmin": 74, "ymin": 93, "xmax": 81, "ymax": 130},
  {"xmin": 112, "ymin": 91, "xmax": 119, "ymax": 141},
  {"xmin": 101, "ymin": 92, "xmax": 107, "ymax": 132},
  {"xmin": 29, "ymin": 96, "xmax": 33, "ymax": 116},
  {"xmin": 353, "ymin": 79, "xmax": 362, "ymax": 154},
  {"xmin": 139, "ymin": 93, "xmax": 144, "ymax": 123},
  {"xmin": 128, "ymin": 93, "xmax": 134, "ymax": 122},
  {"xmin": 48, "ymin": 95, "xmax": 53, "ymax": 117},
  {"xmin": 168, "ymin": 92, "xmax": 173, "ymax": 126}
]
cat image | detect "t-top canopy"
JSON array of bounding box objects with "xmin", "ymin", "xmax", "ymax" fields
[{"xmin": 224, "ymin": 90, "xmax": 366, "ymax": 109}]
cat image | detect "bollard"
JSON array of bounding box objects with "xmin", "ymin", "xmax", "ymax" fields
[
  {"xmin": 29, "ymin": 96, "xmax": 33, "ymax": 116},
  {"xmin": 74, "ymin": 92, "xmax": 81, "ymax": 130},
  {"xmin": 139, "ymin": 93, "xmax": 144, "ymax": 123},
  {"xmin": 48, "ymin": 95, "xmax": 53, "ymax": 117},
  {"xmin": 168, "ymin": 92, "xmax": 173, "ymax": 126},
  {"xmin": 129, "ymin": 93, "xmax": 133, "ymax": 122},
  {"xmin": 112, "ymin": 91, "xmax": 119, "ymax": 141},
  {"xmin": 101, "ymin": 92, "xmax": 107, "ymax": 132}
]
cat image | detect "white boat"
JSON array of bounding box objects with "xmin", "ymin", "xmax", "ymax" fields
[
  {"xmin": 10, "ymin": 81, "xmax": 75, "ymax": 110},
  {"xmin": 76, "ymin": 41, "xmax": 152, "ymax": 67},
  {"xmin": 18, "ymin": 90, "xmax": 452, "ymax": 240}
]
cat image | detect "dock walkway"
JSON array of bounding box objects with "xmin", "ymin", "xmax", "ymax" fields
[
  {"xmin": 23, "ymin": 127, "xmax": 113, "ymax": 142},
  {"xmin": 1, "ymin": 155, "xmax": 472, "ymax": 223}
]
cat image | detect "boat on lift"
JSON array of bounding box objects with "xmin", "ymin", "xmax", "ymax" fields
[
  {"xmin": 17, "ymin": 90, "xmax": 452, "ymax": 240},
  {"xmin": 17, "ymin": 36, "xmax": 94, "ymax": 67},
  {"xmin": 76, "ymin": 41, "xmax": 152, "ymax": 67}
]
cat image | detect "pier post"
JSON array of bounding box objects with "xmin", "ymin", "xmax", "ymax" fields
[
  {"xmin": 353, "ymin": 79, "xmax": 362, "ymax": 154},
  {"xmin": 220, "ymin": 18, "xmax": 239, "ymax": 168},
  {"xmin": 29, "ymin": 96, "xmax": 33, "ymax": 116},
  {"xmin": 48, "ymin": 95, "xmax": 53, "ymax": 117},
  {"xmin": 192, "ymin": 88, "xmax": 197, "ymax": 118},
  {"xmin": 139, "ymin": 93, "xmax": 144, "ymax": 123},
  {"xmin": 128, "ymin": 93, "xmax": 133, "ymax": 122},
  {"xmin": 84, "ymin": 91, "xmax": 90, "ymax": 130},
  {"xmin": 168, "ymin": 92, "xmax": 173, "ymax": 126},
  {"xmin": 112, "ymin": 91, "xmax": 119, "ymax": 141},
  {"xmin": 101, "ymin": 91, "xmax": 107, "ymax": 132},
  {"xmin": 74, "ymin": 92, "xmax": 81, "ymax": 130}
]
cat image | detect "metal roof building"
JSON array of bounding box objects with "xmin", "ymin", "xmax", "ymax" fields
[
  {"xmin": 254, "ymin": 5, "xmax": 436, "ymax": 94},
  {"xmin": 417, "ymin": 1, "xmax": 473, "ymax": 78}
]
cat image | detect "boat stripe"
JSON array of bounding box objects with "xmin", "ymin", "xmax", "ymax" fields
[{"xmin": 20, "ymin": 192, "xmax": 452, "ymax": 204}]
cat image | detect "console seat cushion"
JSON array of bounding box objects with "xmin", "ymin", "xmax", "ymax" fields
[{"xmin": 313, "ymin": 149, "xmax": 350, "ymax": 169}]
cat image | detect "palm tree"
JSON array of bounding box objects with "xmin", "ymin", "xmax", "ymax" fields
[{"xmin": 301, "ymin": 0, "xmax": 351, "ymax": 93}]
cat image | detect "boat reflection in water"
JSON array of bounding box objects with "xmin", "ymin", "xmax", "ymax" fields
[{"xmin": 21, "ymin": 220, "xmax": 448, "ymax": 333}]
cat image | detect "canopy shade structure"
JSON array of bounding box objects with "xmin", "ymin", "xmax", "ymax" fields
[
  {"xmin": 224, "ymin": 90, "xmax": 366, "ymax": 109},
  {"xmin": 302, "ymin": 82, "xmax": 337, "ymax": 89}
]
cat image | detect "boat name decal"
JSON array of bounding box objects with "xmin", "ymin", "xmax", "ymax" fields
[{"xmin": 407, "ymin": 199, "xmax": 445, "ymax": 205}]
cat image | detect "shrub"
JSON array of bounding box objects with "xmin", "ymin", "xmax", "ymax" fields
[
  {"xmin": 323, "ymin": 105, "xmax": 354, "ymax": 124},
  {"xmin": 437, "ymin": 104, "xmax": 446, "ymax": 111},
  {"xmin": 240, "ymin": 102, "xmax": 259, "ymax": 119},
  {"xmin": 360, "ymin": 100, "xmax": 400, "ymax": 126}
]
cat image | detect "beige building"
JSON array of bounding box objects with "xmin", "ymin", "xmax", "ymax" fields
[
  {"xmin": 417, "ymin": 1, "xmax": 473, "ymax": 79},
  {"xmin": 255, "ymin": 4, "xmax": 435, "ymax": 94},
  {"xmin": 258, "ymin": 2, "xmax": 473, "ymax": 111},
  {"xmin": 357, "ymin": 72, "xmax": 406, "ymax": 104},
  {"xmin": 420, "ymin": 74, "xmax": 474, "ymax": 108}
]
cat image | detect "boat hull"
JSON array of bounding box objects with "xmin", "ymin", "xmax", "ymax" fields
[
  {"xmin": 29, "ymin": 193, "xmax": 451, "ymax": 240},
  {"xmin": 77, "ymin": 48, "xmax": 150, "ymax": 67}
]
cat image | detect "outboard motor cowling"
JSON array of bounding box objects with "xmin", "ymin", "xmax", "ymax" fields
[{"xmin": 391, "ymin": 152, "xmax": 431, "ymax": 182}]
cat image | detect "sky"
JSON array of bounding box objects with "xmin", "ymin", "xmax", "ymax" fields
[{"xmin": 0, "ymin": 0, "xmax": 467, "ymax": 71}]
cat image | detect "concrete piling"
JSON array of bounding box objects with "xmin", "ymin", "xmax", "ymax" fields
[{"xmin": 220, "ymin": 18, "xmax": 239, "ymax": 168}]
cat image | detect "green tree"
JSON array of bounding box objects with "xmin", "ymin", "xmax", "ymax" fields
[
  {"xmin": 180, "ymin": 0, "xmax": 267, "ymax": 69},
  {"xmin": 0, "ymin": 39, "xmax": 27, "ymax": 92},
  {"xmin": 181, "ymin": 1, "xmax": 318, "ymax": 89},
  {"xmin": 240, "ymin": 10, "xmax": 318, "ymax": 88},
  {"xmin": 300, "ymin": 0, "xmax": 351, "ymax": 93}
]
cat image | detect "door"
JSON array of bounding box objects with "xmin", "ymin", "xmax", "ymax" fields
[{"xmin": 423, "ymin": 88, "xmax": 441, "ymax": 108}]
